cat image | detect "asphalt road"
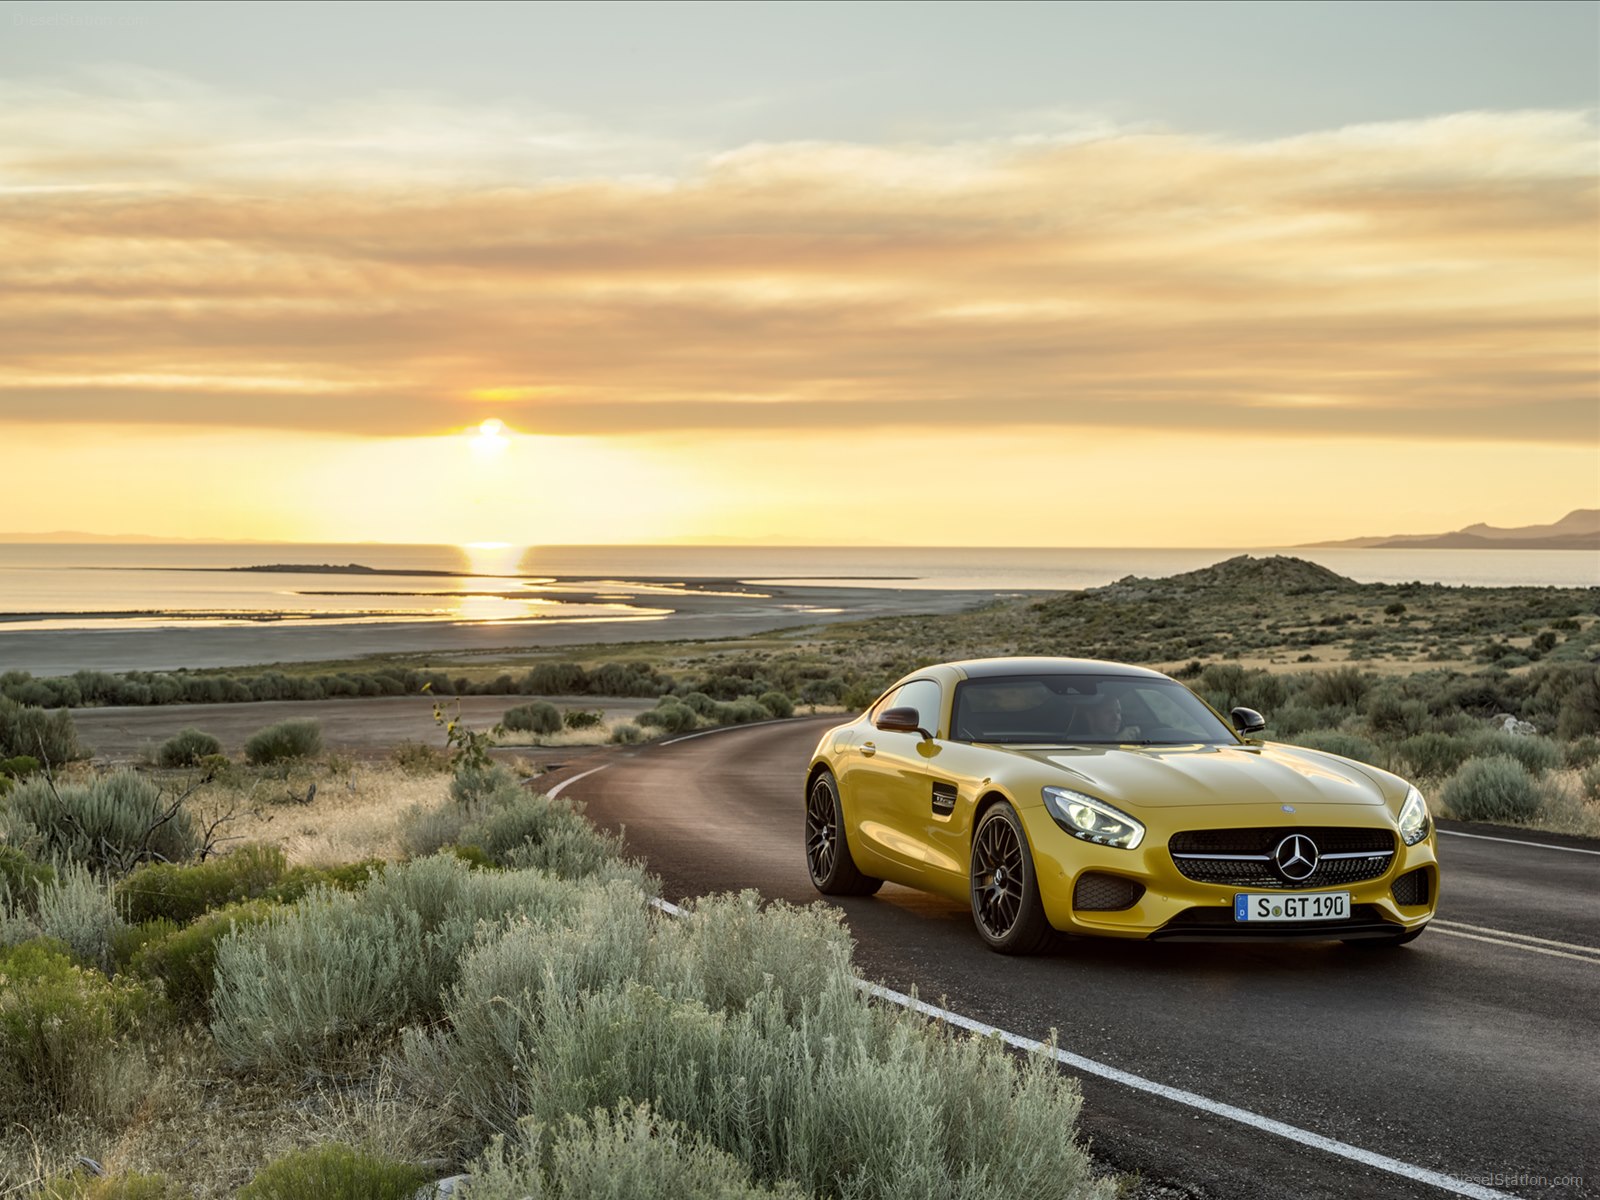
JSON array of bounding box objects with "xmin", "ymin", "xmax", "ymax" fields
[{"xmin": 546, "ymin": 715, "xmax": 1600, "ymax": 1200}]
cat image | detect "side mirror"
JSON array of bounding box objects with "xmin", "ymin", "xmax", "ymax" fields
[
  {"xmin": 876, "ymin": 706, "xmax": 932, "ymax": 739},
  {"xmin": 1230, "ymin": 707, "xmax": 1266, "ymax": 736}
]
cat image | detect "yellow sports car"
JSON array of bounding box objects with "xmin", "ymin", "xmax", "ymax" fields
[{"xmin": 804, "ymin": 657, "xmax": 1438, "ymax": 954}]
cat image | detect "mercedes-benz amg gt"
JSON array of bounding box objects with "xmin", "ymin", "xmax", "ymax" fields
[{"xmin": 804, "ymin": 657, "xmax": 1438, "ymax": 954}]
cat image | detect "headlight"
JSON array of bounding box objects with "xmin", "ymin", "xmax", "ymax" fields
[
  {"xmin": 1042, "ymin": 787, "xmax": 1145, "ymax": 850},
  {"xmin": 1398, "ymin": 785, "xmax": 1430, "ymax": 846}
]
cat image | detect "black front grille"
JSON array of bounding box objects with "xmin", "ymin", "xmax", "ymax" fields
[
  {"xmin": 1153, "ymin": 903, "xmax": 1395, "ymax": 940},
  {"xmin": 1073, "ymin": 872, "xmax": 1145, "ymax": 911},
  {"xmin": 1170, "ymin": 827, "xmax": 1394, "ymax": 855},
  {"xmin": 1391, "ymin": 867, "xmax": 1431, "ymax": 907},
  {"xmin": 1168, "ymin": 826, "xmax": 1395, "ymax": 890}
]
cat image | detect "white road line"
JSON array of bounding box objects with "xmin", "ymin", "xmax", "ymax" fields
[
  {"xmin": 645, "ymin": 897, "xmax": 1513, "ymax": 1200},
  {"xmin": 1433, "ymin": 919, "xmax": 1600, "ymax": 957},
  {"xmin": 660, "ymin": 715, "xmax": 814, "ymax": 745},
  {"xmin": 547, "ymin": 764, "xmax": 610, "ymax": 798},
  {"xmin": 1430, "ymin": 927, "xmax": 1600, "ymax": 965},
  {"xmin": 1439, "ymin": 830, "xmax": 1600, "ymax": 856}
]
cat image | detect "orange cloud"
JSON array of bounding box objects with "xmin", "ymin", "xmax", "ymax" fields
[{"xmin": 0, "ymin": 90, "xmax": 1594, "ymax": 448}]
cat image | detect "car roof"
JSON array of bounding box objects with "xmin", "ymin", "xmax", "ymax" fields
[{"xmin": 945, "ymin": 656, "xmax": 1173, "ymax": 681}]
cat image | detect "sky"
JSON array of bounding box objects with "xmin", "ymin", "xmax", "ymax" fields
[{"xmin": 1, "ymin": 0, "xmax": 1596, "ymax": 547}]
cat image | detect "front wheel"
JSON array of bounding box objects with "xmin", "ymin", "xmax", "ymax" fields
[
  {"xmin": 805, "ymin": 770, "xmax": 882, "ymax": 896},
  {"xmin": 970, "ymin": 802, "xmax": 1053, "ymax": 955}
]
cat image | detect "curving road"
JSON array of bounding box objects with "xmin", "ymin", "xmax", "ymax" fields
[{"xmin": 545, "ymin": 716, "xmax": 1600, "ymax": 1200}]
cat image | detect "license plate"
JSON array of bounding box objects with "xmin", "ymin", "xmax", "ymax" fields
[{"xmin": 1234, "ymin": 892, "xmax": 1350, "ymax": 922}]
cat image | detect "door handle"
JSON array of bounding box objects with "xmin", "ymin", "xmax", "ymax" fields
[{"xmin": 860, "ymin": 742, "xmax": 877, "ymax": 757}]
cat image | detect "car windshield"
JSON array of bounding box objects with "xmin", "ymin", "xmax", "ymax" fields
[{"xmin": 950, "ymin": 674, "xmax": 1238, "ymax": 746}]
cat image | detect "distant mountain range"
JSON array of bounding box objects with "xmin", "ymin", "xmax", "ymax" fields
[{"xmin": 1302, "ymin": 509, "xmax": 1600, "ymax": 551}]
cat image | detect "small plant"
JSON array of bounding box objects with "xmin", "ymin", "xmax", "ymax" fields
[
  {"xmin": 0, "ymin": 845, "xmax": 55, "ymax": 908},
  {"xmin": 502, "ymin": 700, "xmax": 562, "ymax": 736},
  {"xmin": 0, "ymin": 696, "xmax": 86, "ymax": 765},
  {"xmin": 132, "ymin": 898, "xmax": 279, "ymax": 1020},
  {"xmin": 429, "ymin": 693, "xmax": 500, "ymax": 772},
  {"xmin": 244, "ymin": 718, "xmax": 324, "ymax": 765},
  {"xmin": 758, "ymin": 690, "xmax": 796, "ymax": 718},
  {"xmin": 236, "ymin": 1143, "xmax": 429, "ymax": 1200},
  {"xmin": 156, "ymin": 727, "xmax": 223, "ymax": 768},
  {"xmin": 32, "ymin": 1170, "xmax": 189, "ymax": 1200},
  {"xmin": 563, "ymin": 707, "xmax": 604, "ymax": 730},
  {"xmin": 37, "ymin": 862, "xmax": 126, "ymax": 973},
  {"xmin": 637, "ymin": 700, "xmax": 698, "ymax": 734},
  {"xmin": 1443, "ymin": 756, "xmax": 1544, "ymax": 823},
  {"xmin": 390, "ymin": 740, "xmax": 449, "ymax": 774},
  {"xmin": 0, "ymin": 940, "xmax": 160, "ymax": 1122},
  {"xmin": 609, "ymin": 722, "xmax": 646, "ymax": 745}
]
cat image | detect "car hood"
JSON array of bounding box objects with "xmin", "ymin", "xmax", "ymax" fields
[{"xmin": 998, "ymin": 742, "xmax": 1386, "ymax": 809}]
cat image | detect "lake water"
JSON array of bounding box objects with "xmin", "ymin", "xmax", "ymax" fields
[{"xmin": 0, "ymin": 543, "xmax": 1595, "ymax": 632}]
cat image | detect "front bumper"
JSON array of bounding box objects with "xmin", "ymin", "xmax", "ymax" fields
[{"xmin": 1024, "ymin": 803, "xmax": 1439, "ymax": 941}]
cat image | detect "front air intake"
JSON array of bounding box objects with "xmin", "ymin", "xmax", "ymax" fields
[
  {"xmin": 1391, "ymin": 867, "xmax": 1431, "ymax": 907},
  {"xmin": 1073, "ymin": 872, "xmax": 1145, "ymax": 911}
]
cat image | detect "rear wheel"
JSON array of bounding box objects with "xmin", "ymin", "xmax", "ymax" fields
[
  {"xmin": 805, "ymin": 770, "xmax": 882, "ymax": 896},
  {"xmin": 970, "ymin": 802, "xmax": 1053, "ymax": 955}
]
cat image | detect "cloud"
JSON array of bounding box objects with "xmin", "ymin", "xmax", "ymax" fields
[{"xmin": 0, "ymin": 75, "xmax": 1594, "ymax": 445}]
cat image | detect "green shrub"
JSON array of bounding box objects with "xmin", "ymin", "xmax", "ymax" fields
[
  {"xmin": 0, "ymin": 696, "xmax": 86, "ymax": 765},
  {"xmin": 449, "ymin": 761, "xmax": 522, "ymax": 810},
  {"xmin": 4, "ymin": 772, "xmax": 200, "ymax": 873},
  {"xmin": 468, "ymin": 1101, "xmax": 804, "ymax": 1200},
  {"xmin": 236, "ymin": 1143, "xmax": 429, "ymax": 1200},
  {"xmin": 390, "ymin": 740, "xmax": 449, "ymax": 774},
  {"xmin": 120, "ymin": 843, "xmax": 289, "ymax": 925},
  {"xmin": 1286, "ymin": 730, "xmax": 1378, "ymax": 764},
  {"xmin": 37, "ymin": 863, "xmax": 125, "ymax": 973},
  {"xmin": 1396, "ymin": 732, "xmax": 1475, "ymax": 780},
  {"xmin": 1443, "ymin": 756, "xmax": 1544, "ymax": 823},
  {"xmin": 244, "ymin": 718, "xmax": 324, "ymax": 765},
  {"xmin": 563, "ymin": 708, "xmax": 604, "ymax": 730},
  {"xmin": 0, "ymin": 845, "xmax": 55, "ymax": 909},
  {"xmin": 1564, "ymin": 735, "xmax": 1600, "ymax": 769},
  {"xmin": 132, "ymin": 899, "xmax": 279, "ymax": 1020},
  {"xmin": 1470, "ymin": 730, "xmax": 1561, "ymax": 775},
  {"xmin": 0, "ymin": 940, "xmax": 159, "ymax": 1122},
  {"xmin": 155, "ymin": 727, "xmax": 223, "ymax": 768},
  {"xmin": 502, "ymin": 701, "xmax": 563, "ymax": 736},
  {"xmin": 638, "ymin": 701, "xmax": 698, "ymax": 734},
  {"xmin": 713, "ymin": 698, "xmax": 772, "ymax": 725},
  {"xmin": 32, "ymin": 1170, "xmax": 190, "ymax": 1200},
  {"xmin": 1580, "ymin": 763, "xmax": 1600, "ymax": 802},
  {"xmin": 678, "ymin": 691, "xmax": 718, "ymax": 716},
  {"xmin": 0, "ymin": 754, "xmax": 41, "ymax": 779},
  {"xmin": 758, "ymin": 690, "xmax": 796, "ymax": 719},
  {"xmin": 463, "ymin": 793, "xmax": 629, "ymax": 882},
  {"xmin": 1305, "ymin": 667, "xmax": 1370, "ymax": 710},
  {"xmin": 609, "ymin": 722, "xmax": 646, "ymax": 745}
]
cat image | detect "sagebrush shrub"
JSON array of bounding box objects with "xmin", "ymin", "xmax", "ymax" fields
[
  {"xmin": 155, "ymin": 727, "xmax": 223, "ymax": 768},
  {"xmin": 236, "ymin": 1143, "xmax": 429, "ymax": 1200},
  {"xmin": 449, "ymin": 761, "xmax": 522, "ymax": 810},
  {"xmin": 1396, "ymin": 732, "xmax": 1474, "ymax": 780},
  {"xmin": 390, "ymin": 740, "xmax": 448, "ymax": 774},
  {"xmin": 467, "ymin": 1101, "xmax": 805, "ymax": 1200},
  {"xmin": 0, "ymin": 696, "xmax": 85, "ymax": 765},
  {"xmin": 714, "ymin": 698, "xmax": 772, "ymax": 725},
  {"xmin": 1468, "ymin": 730, "xmax": 1561, "ymax": 776},
  {"xmin": 4, "ymin": 771, "xmax": 200, "ymax": 872},
  {"xmin": 1305, "ymin": 667, "xmax": 1370, "ymax": 710},
  {"xmin": 37, "ymin": 862, "xmax": 125, "ymax": 973},
  {"xmin": 1286, "ymin": 729, "xmax": 1378, "ymax": 765},
  {"xmin": 120, "ymin": 843, "xmax": 288, "ymax": 925},
  {"xmin": 1443, "ymin": 756, "xmax": 1544, "ymax": 823},
  {"xmin": 0, "ymin": 940, "xmax": 159, "ymax": 1121},
  {"xmin": 609, "ymin": 722, "xmax": 646, "ymax": 745},
  {"xmin": 638, "ymin": 701, "xmax": 698, "ymax": 734},
  {"xmin": 502, "ymin": 701, "xmax": 562, "ymax": 735},
  {"xmin": 0, "ymin": 845, "xmax": 55, "ymax": 909},
  {"xmin": 757, "ymin": 691, "xmax": 795, "ymax": 719},
  {"xmin": 244, "ymin": 718, "xmax": 323, "ymax": 765}
]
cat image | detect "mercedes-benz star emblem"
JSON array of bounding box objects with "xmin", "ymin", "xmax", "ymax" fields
[{"xmin": 1273, "ymin": 833, "xmax": 1320, "ymax": 882}]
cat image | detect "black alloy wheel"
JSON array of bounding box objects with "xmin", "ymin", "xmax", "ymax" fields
[
  {"xmin": 969, "ymin": 802, "xmax": 1053, "ymax": 954},
  {"xmin": 805, "ymin": 770, "xmax": 882, "ymax": 896}
]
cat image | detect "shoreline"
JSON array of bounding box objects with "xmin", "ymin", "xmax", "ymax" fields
[{"xmin": 0, "ymin": 581, "xmax": 1017, "ymax": 677}]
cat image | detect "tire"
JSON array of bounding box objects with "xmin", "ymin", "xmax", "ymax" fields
[
  {"xmin": 805, "ymin": 769, "xmax": 882, "ymax": 896},
  {"xmin": 1345, "ymin": 925, "xmax": 1426, "ymax": 948},
  {"xmin": 969, "ymin": 802, "xmax": 1053, "ymax": 955}
]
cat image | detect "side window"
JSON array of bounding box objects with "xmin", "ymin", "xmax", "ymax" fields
[{"xmin": 892, "ymin": 679, "xmax": 943, "ymax": 738}]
